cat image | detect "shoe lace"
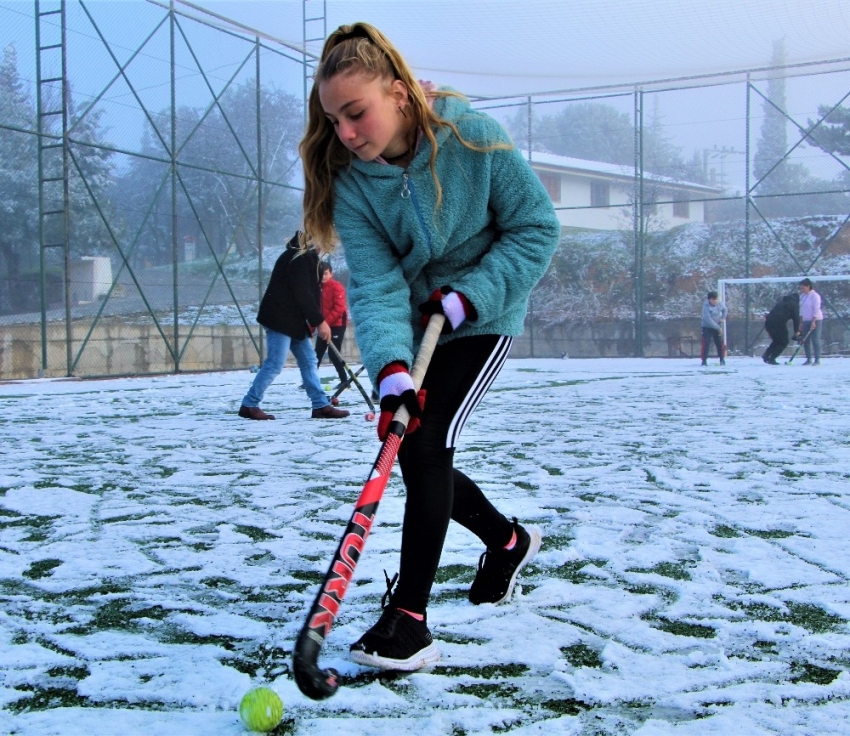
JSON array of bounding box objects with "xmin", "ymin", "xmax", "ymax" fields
[
  {"xmin": 475, "ymin": 520, "xmax": 521, "ymax": 582},
  {"xmin": 380, "ymin": 570, "xmax": 399, "ymax": 609}
]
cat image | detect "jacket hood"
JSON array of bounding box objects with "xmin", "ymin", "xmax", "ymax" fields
[{"xmin": 285, "ymin": 232, "xmax": 302, "ymax": 251}]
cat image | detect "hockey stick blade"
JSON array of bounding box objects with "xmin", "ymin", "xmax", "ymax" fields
[
  {"xmin": 292, "ymin": 315, "xmax": 445, "ymax": 700},
  {"xmin": 329, "ymin": 365, "xmax": 364, "ymax": 400},
  {"xmin": 327, "ymin": 341, "xmax": 377, "ymax": 412},
  {"xmin": 785, "ymin": 327, "xmax": 813, "ymax": 364}
]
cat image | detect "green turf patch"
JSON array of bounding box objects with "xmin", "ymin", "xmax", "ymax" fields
[
  {"xmin": 541, "ymin": 697, "xmax": 592, "ymax": 716},
  {"xmin": 747, "ymin": 528, "xmax": 796, "ymax": 539},
  {"xmin": 433, "ymin": 663, "xmax": 529, "ymax": 679},
  {"xmin": 22, "ymin": 558, "xmax": 63, "ymax": 580},
  {"xmin": 730, "ymin": 601, "xmax": 846, "ymax": 633},
  {"xmin": 711, "ymin": 524, "xmax": 741, "ymax": 538},
  {"xmin": 551, "ymin": 558, "xmax": 607, "ymax": 583},
  {"xmin": 561, "ymin": 642, "xmax": 603, "ymax": 668},
  {"xmin": 435, "ymin": 564, "xmax": 474, "ymax": 584},
  {"xmin": 651, "ymin": 618, "xmax": 716, "ymax": 638},
  {"xmin": 220, "ymin": 643, "xmax": 290, "ymax": 679},
  {"xmin": 437, "ymin": 631, "xmax": 488, "ymax": 645},
  {"xmin": 7, "ymin": 685, "xmax": 91, "ymax": 714},
  {"xmin": 452, "ymin": 682, "xmax": 520, "ymax": 699},
  {"xmin": 233, "ymin": 524, "xmax": 278, "ymax": 542},
  {"xmin": 628, "ymin": 561, "xmax": 692, "ymax": 581},
  {"xmin": 791, "ymin": 662, "xmax": 842, "ymax": 685},
  {"xmin": 542, "ymin": 530, "xmax": 574, "ymax": 549}
]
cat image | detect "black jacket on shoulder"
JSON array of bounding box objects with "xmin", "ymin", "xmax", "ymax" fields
[
  {"xmin": 256, "ymin": 233, "xmax": 324, "ymax": 339},
  {"xmin": 765, "ymin": 293, "xmax": 800, "ymax": 333}
]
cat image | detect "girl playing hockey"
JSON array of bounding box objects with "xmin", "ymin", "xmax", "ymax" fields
[{"xmin": 300, "ymin": 22, "xmax": 560, "ymax": 671}]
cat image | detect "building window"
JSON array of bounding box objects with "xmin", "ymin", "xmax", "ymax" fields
[
  {"xmin": 537, "ymin": 171, "xmax": 561, "ymax": 203},
  {"xmin": 673, "ymin": 192, "xmax": 690, "ymax": 218},
  {"xmin": 590, "ymin": 181, "xmax": 610, "ymax": 207}
]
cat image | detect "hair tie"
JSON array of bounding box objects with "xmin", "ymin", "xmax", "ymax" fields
[{"xmin": 335, "ymin": 26, "xmax": 372, "ymax": 43}]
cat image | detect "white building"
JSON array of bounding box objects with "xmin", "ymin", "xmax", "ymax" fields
[{"xmin": 524, "ymin": 150, "xmax": 721, "ymax": 231}]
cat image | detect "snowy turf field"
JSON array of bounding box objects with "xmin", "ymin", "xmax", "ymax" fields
[{"xmin": 1, "ymin": 356, "xmax": 849, "ymax": 736}]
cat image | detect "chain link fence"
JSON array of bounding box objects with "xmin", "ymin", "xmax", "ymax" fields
[{"xmin": 2, "ymin": 1, "xmax": 850, "ymax": 378}]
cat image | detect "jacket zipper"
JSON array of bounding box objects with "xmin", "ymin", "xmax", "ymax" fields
[{"xmin": 402, "ymin": 171, "xmax": 431, "ymax": 251}]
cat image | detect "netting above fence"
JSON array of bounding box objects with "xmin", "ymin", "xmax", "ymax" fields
[{"xmin": 1, "ymin": 0, "xmax": 849, "ymax": 378}]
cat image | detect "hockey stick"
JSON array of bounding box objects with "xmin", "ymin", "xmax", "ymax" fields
[
  {"xmin": 292, "ymin": 314, "xmax": 445, "ymax": 700},
  {"xmin": 785, "ymin": 326, "xmax": 814, "ymax": 364},
  {"xmin": 327, "ymin": 341, "xmax": 376, "ymax": 413},
  {"xmin": 329, "ymin": 364, "xmax": 365, "ymax": 398}
]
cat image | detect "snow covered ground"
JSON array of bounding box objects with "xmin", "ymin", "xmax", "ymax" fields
[{"xmin": 1, "ymin": 356, "xmax": 848, "ymax": 736}]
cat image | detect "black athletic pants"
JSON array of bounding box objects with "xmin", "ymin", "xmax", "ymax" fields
[
  {"xmin": 392, "ymin": 334, "xmax": 515, "ymax": 614},
  {"xmin": 315, "ymin": 325, "xmax": 347, "ymax": 383},
  {"xmin": 700, "ymin": 327, "xmax": 723, "ymax": 362}
]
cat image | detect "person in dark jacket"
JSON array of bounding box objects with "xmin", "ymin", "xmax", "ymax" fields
[
  {"xmin": 238, "ymin": 232, "xmax": 350, "ymax": 420},
  {"xmin": 315, "ymin": 261, "xmax": 349, "ymax": 384},
  {"xmin": 762, "ymin": 292, "xmax": 801, "ymax": 365}
]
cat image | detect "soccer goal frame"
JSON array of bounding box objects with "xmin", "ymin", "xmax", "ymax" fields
[{"xmin": 717, "ymin": 275, "xmax": 850, "ymax": 355}]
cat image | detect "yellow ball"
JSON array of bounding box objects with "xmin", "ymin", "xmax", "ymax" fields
[{"xmin": 239, "ymin": 686, "xmax": 283, "ymax": 733}]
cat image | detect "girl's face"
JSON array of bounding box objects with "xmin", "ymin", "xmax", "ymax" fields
[{"xmin": 319, "ymin": 71, "xmax": 410, "ymax": 161}]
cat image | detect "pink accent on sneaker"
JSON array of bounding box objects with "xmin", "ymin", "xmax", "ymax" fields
[
  {"xmin": 503, "ymin": 530, "xmax": 517, "ymax": 551},
  {"xmin": 397, "ymin": 608, "xmax": 424, "ymax": 621}
]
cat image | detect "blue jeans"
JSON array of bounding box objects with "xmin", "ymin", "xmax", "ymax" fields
[
  {"xmin": 801, "ymin": 320, "xmax": 821, "ymax": 363},
  {"xmin": 242, "ymin": 328, "xmax": 329, "ymax": 409}
]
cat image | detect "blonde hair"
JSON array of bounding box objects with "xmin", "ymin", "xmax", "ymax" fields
[{"xmin": 300, "ymin": 22, "xmax": 508, "ymax": 253}]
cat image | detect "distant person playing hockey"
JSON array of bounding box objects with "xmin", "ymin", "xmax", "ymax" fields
[
  {"xmin": 315, "ymin": 261, "xmax": 349, "ymax": 384},
  {"xmin": 300, "ymin": 22, "xmax": 560, "ymax": 671},
  {"xmin": 762, "ymin": 292, "xmax": 801, "ymax": 365},
  {"xmin": 700, "ymin": 290, "xmax": 727, "ymax": 366},
  {"xmin": 798, "ymin": 278, "xmax": 823, "ymax": 366},
  {"xmin": 237, "ymin": 231, "xmax": 350, "ymax": 420}
]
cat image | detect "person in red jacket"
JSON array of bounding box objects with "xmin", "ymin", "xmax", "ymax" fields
[{"xmin": 315, "ymin": 261, "xmax": 349, "ymax": 384}]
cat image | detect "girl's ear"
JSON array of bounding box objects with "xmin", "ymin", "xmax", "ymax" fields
[{"xmin": 390, "ymin": 78, "xmax": 409, "ymax": 110}]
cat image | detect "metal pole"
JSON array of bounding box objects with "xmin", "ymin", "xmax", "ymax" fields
[
  {"xmin": 256, "ymin": 37, "xmax": 265, "ymax": 365},
  {"xmin": 61, "ymin": 0, "xmax": 71, "ymax": 375},
  {"xmin": 170, "ymin": 0, "xmax": 179, "ymax": 371},
  {"xmin": 744, "ymin": 73, "xmax": 752, "ymax": 354},
  {"xmin": 527, "ymin": 95, "xmax": 534, "ymax": 357},
  {"xmin": 633, "ymin": 88, "xmax": 644, "ymax": 357}
]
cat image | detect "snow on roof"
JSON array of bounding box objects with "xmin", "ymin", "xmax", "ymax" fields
[{"xmin": 520, "ymin": 149, "xmax": 721, "ymax": 193}]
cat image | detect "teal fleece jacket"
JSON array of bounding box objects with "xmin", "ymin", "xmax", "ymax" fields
[{"xmin": 333, "ymin": 90, "xmax": 561, "ymax": 381}]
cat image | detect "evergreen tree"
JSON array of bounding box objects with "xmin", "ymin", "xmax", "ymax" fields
[
  {"xmin": 807, "ymin": 104, "xmax": 850, "ymax": 156},
  {"xmin": 0, "ymin": 44, "xmax": 39, "ymax": 292},
  {"xmin": 506, "ymin": 101, "xmax": 634, "ymax": 166}
]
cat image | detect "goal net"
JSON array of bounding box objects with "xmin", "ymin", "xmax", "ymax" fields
[{"xmin": 717, "ymin": 275, "xmax": 850, "ymax": 357}]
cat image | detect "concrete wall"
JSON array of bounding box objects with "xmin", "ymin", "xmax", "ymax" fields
[
  {"xmin": 2, "ymin": 318, "xmax": 846, "ymax": 380},
  {"xmin": 0, "ymin": 321, "xmax": 363, "ymax": 380}
]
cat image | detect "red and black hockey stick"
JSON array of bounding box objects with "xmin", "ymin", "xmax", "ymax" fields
[{"xmin": 292, "ymin": 314, "xmax": 445, "ymax": 700}]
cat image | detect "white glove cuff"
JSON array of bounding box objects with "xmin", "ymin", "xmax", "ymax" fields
[
  {"xmin": 379, "ymin": 371, "xmax": 415, "ymax": 400},
  {"xmin": 441, "ymin": 291, "xmax": 466, "ymax": 330}
]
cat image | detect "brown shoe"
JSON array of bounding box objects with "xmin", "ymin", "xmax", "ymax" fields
[
  {"xmin": 311, "ymin": 404, "xmax": 350, "ymax": 419},
  {"xmin": 239, "ymin": 405, "xmax": 275, "ymax": 420}
]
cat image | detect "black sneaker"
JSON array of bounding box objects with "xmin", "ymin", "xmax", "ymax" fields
[
  {"xmin": 349, "ymin": 607, "xmax": 440, "ymax": 671},
  {"xmin": 469, "ymin": 519, "xmax": 542, "ymax": 605}
]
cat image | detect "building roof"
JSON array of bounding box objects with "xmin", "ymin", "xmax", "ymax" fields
[{"xmin": 520, "ymin": 150, "xmax": 722, "ymax": 194}]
